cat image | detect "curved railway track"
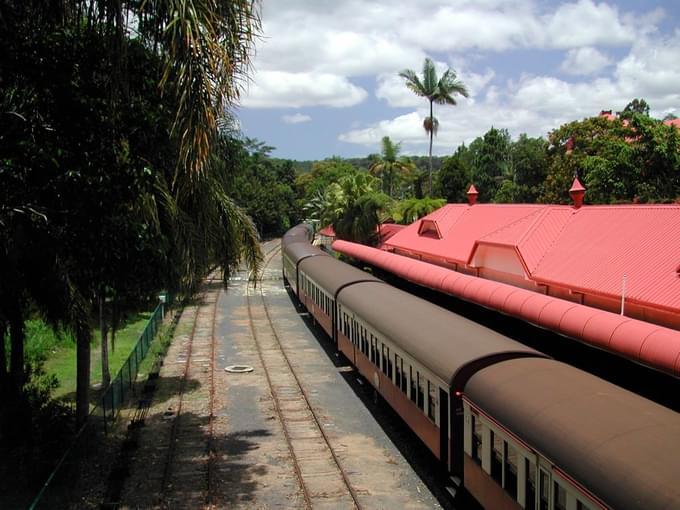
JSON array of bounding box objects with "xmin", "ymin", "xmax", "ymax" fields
[
  {"xmin": 246, "ymin": 240, "xmax": 363, "ymax": 509},
  {"xmin": 158, "ymin": 272, "xmax": 221, "ymax": 509}
]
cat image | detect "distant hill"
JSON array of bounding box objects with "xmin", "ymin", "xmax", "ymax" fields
[{"xmin": 276, "ymin": 155, "xmax": 446, "ymax": 174}]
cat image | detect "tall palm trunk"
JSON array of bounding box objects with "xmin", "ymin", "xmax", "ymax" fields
[
  {"xmin": 0, "ymin": 320, "xmax": 7, "ymax": 396},
  {"xmin": 76, "ymin": 324, "xmax": 91, "ymax": 426},
  {"xmin": 428, "ymin": 100, "xmax": 434, "ymax": 196},
  {"xmin": 8, "ymin": 308, "xmax": 24, "ymax": 393},
  {"xmin": 99, "ymin": 291, "xmax": 110, "ymax": 388}
]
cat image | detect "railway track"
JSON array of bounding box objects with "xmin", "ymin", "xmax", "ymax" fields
[
  {"xmin": 247, "ymin": 241, "xmax": 363, "ymax": 509},
  {"xmin": 158, "ymin": 272, "xmax": 221, "ymax": 509}
]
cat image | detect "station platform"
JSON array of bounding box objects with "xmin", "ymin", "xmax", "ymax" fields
[{"xmin": 119, "ymin": 246, "xmax": 444, "ymax": 509}]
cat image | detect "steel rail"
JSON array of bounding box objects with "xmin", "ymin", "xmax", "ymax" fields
[{"xmin": 247, "ymin": 241, "xmax": 363, "ymax": 510}]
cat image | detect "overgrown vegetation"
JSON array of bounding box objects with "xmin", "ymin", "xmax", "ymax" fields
[{"xmin": 0, "ymin": 0, "xmax": 265, "ymax": 490}]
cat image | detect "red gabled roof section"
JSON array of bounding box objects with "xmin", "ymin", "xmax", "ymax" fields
[
  {"xmin": 531, "ymin": 206, "xmax": 680, "ymax": 311},
  {"xmin": 384, "ymin": 204, "xmax": 544, "ymax": 265},
  {"xmin": 378, "ymin": 223, "xmax": 405, "ymax": 243},
  {"xmin": 318, "ymin": 225, "xmax": 336, "ymax": 237},
  {"xmin": 382, "ymin": 203, "xmax": 680, "ymax": 314},
  {"xmin": 332, "ymin": 239, "xmax": 680, "ymax": 378}
]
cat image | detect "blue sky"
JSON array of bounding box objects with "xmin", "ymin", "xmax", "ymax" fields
[{"xmin": 237, "ymin": 0, "xmax": 680, "ymax": 160}]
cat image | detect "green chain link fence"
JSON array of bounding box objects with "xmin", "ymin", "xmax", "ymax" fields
[{"xmin": 29, "ymin": 295, "xmax": 173, "ymax": 509}]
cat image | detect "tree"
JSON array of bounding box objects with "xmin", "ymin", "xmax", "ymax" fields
[
  {"xmin": 394, "ymin": 198, "xmax": 446, "ymax": 224},
  {"xmin": 0, "ymin": 1, "xmax": 263, "ymax": 428},
  {"xmin": 436, "ymin": 145, "xmax": 471, "ymax": 203},
  {"xmin": 471, "ymin": 127, "xmax": 511, "ymax": 202},
  {"xmin": 369, "ymin": 136, "xmax": 415, "ymax": 198},
  {"xmin": 224, "ymin": 137, "xmax": 299, "ymax": 236},
  {"xmin": 622, "ymin": 98, "xmax": 650, "ymax": 118},
  {"xmin": 501, "ymin": 134, "xmax": 548, "ymax": 203},
  {"xmin": 399, "ymin": 58, "xmax": 468, "ymax": 195},
  {"xmin": 540, "ymin": 113, "xmax": 679, "ymax": 204},
  {"xmin": 317, "ymin": 171, "xmax": 390, "ymax": 245}
]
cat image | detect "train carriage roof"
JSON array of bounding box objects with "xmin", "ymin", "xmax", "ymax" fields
[
  {"xmin": 337, "ymin": 282, "xmax": 544, "ymax": 386},
  {"xmin": 283, "ymin": 242, "xmax": 327, "ymax": 266},
  {"xmin": 464, "ymin": 357, "xmax": 680, "ymax": 510},
  {"xmin": 299, "ymin": 256, "xmax": 382, "ymax": 296},
  {"xmin": 282, "ymin": 224, "xmax": 314, "ymax": 246}
]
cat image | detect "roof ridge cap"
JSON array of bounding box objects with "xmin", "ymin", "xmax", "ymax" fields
[
  {"xmin": 516, "ymin": 206, "xmax": 554, "ymax": 246},
  {"xmin": 480, "ymin": 207, "xmax": 545, "ymax": 243},
  {"xmin": 530, "ymin": 207, "xmax": 577, "ymax": 276}
]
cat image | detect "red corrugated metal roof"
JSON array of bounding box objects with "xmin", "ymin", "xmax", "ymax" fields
[
  {"xmin": 318, "ymin": 225, "xmax": 336, "ymax": 237},
  {"xmin": 519, "ymin": 208, "xmax": 574, "ymax": 273},
  {"xmin": 384, "ymin": 204, "xmax": 543, "ymax": 264},
  {"xmin": 531, "ymin": 206, "xmax": 680, "ymax": 311},
  {"xmin": 332, "ymin": 239, "xmax": 680, "ymax": 378},
  {"xmin": 382, "ymin": 203, "xmax": 680, "ymax": 314}
]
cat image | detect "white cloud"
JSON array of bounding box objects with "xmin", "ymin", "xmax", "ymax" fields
[
  {"xmin": 242, "ymin": 71, "xmax": 367, "ymax": 108},
  {"xmin": 240, "ymin": 1, "xmax": 679, "ymax": 158},
  {"xmin": 560, "ymin": 47, "xmax": 612, "ymax": 75},
  {"xmin": 615, "ymin": 32, "xmax": 680, "ymax": 109},
  {"xmin": 401, "ymin": 3, "xmax": 542, "ymax": 52},
  {"xmin": 281, "ymin": 113, "xmax": 312, "ymax": 124},
  {"xmin": 543, "ymin": 0, "xmax": 635, "ymax": 48}
]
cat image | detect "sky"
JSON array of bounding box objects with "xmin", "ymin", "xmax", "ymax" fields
[{"xmin": 236, "ymin": 0, "xmax": 680, "ymax": 160}]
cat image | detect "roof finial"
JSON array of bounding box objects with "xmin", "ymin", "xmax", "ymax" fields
[
  {"xmin": 569, "ymin": 177, "xmax": 586, "ymax": 209},
  {"xmin": 467, "ymin": 184, "xmax": 479, "ymax": 206}
]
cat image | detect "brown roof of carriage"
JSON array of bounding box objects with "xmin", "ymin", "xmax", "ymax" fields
[
  {"xmin": 284, "ymin": 241, "xmax": 328, "ymax": 265},
  {"xmin": 337, "ymin": 281, "xmax": 544, "ymax": 386},
  {"xmin": 465, "ymin": 357, "xmax": 680, "ymax": 510},
  {"xmin": 281, "ymin": 224, "xmax": 313, "ymax": 246},
  {"xmin": 299, "ymin": 256, "xmax": 382, "ymax": 296}
]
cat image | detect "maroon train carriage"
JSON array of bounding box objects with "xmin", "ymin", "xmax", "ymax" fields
[
  {"xmin": 281, "ymin": 225, "xmax": 680, "ymax": 509},
  {"xmin": 463, "ymin": 357, "xmax": 680, "ymax": 510},
  {"xmin": 281, "ymin": 223, "xmax": 314, "ymax": 247},
  {"xmin": 297, "ymin": 255, "xmax": 382, "ymax": 340},
  {"xmin": 335, "ymin": 281, "xmax": 545, "ymax": 479},
  {"xmin": 281, "ymin": 241, "xmax": 327, "ymax": 297}
]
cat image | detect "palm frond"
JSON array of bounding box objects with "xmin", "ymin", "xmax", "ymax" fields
[
  {"xmin": 398, "ymin": 69, "xmax": 427, "ymax": 97},
  {"xmin": 422, "ymin": 57, "xmax": 438, "ymax": 96}
]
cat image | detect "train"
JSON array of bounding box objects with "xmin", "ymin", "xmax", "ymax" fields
[{"xmin": 281, "ymin": 224, "xmax": 680, "ymax": 510}]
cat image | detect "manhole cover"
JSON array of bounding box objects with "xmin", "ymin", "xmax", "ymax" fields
[{"xmin": 225, "ymin": 365, "xmax": 254, "ymax": 373}]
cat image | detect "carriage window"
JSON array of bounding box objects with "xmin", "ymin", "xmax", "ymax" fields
[
  {"xmin": 370, "ymin": 335, "xmax": 376, "ymax": 363},
  {"xmin": 410, "ymin": 366, "xmax": 417, "ymax": 403},
  {"xmin": 395, "ymin": 354, "xmax": 402, "ymax": 388},
  {"xmin": 471, "ymin": 413, "xmax": 482, "ymax": 465},
  {"xmin": 416, "ymin": 372, "xmax": 424, "ymax": 411},
  {"xmin": 400, "ymin": 358, "xmax": 407, "ymax": 393},
  {"xmin": 525, "ymin": 459, "xmax": 536, "ymax": 510},
  {"xmin": 427, "ymin": 381, "xmax": 436, "ymax": 421},
  {"xmin": 490, "ymin": 430, "xmax": 503, "ymax": 484},
  {"xmin": 539, "ymin": 470, "xmax": 550, "ymax": 510},
  {"xmin": 576, "ymin": 499, "xmax": 593, "ymax": 510},
  {"xmin": 387, "ymin": 347, "xmax": 392, "ymax": 379},
  {"xmin": 503, "ymin": 441, "xmax": 518, "ymax": 500},
  {"xmin": 381, "ymin": 345, "xmax": 388, "ymax": 375},
  {"xmin": 554, "ymin": 481, "xmax": 567, "ymax": 510}
]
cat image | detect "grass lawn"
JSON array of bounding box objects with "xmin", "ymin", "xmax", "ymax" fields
[{"xmin": 39, "ymin": 312, "xmax": 154, "ymax": 401}]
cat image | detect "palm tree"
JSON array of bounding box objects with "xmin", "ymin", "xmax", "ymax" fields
[
  {"xmin": 399, "ymin": 58, "xmax": 469, "ymax": 195},
  {"xmin": 369, "ymin": 136, "xmax": 416, "ymax": 198}
]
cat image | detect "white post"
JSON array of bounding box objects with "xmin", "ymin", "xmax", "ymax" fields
[{"xmin": 620, "ymin": 274, "xmax": 627, "ymax": 315}]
